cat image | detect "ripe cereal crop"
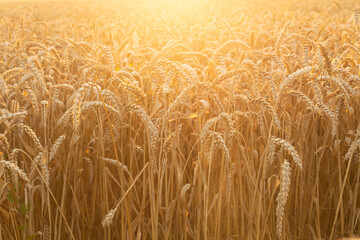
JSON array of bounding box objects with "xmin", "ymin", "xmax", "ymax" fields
[{"xmin": 0, "ymin": 0, "xmax": 360, "ymax": 239}]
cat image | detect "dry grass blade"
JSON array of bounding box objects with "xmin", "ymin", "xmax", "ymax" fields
[{"xmin": 102, "ymin": 162, "xmax": 149, "ymax": 227}]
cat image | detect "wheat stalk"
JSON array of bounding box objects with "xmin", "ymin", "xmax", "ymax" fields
[
  {"xmin": 271, "ymin": 137, "xmax": 303, "ymax": 170},
  {"xmin": 276, "ymin": 160, "xmax": 291, "ymax": 239}
]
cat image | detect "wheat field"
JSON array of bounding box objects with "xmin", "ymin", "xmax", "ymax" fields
[{"xmin": 0, "ymin": 0, "xmax": 360, "ymax": 239}]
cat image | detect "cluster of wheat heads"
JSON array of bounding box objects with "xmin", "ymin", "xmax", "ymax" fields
[{"xmin": 0, "ymin": 0, "xmax": 360, "ymax": 239}]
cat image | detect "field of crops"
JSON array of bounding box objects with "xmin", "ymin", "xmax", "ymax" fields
[{"xmin": 0, "ymin": 0, "xmax": 360, "ymax": 239}]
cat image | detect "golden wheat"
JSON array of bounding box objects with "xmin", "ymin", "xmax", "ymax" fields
[{"xmin": 0, "ymin": 0, "xmax": 360, "ymax": 239}]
